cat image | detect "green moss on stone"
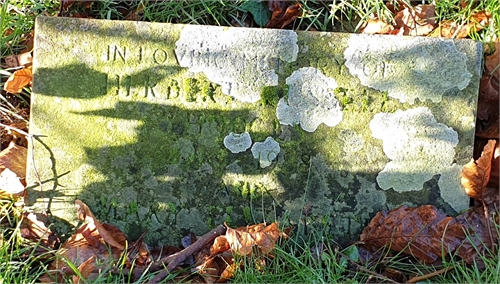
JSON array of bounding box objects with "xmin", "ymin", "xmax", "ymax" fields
[
  {"xmin": 183, "ymin": 78, "xmax": 199, "ymax": 102},
  {"xmin": 260, "ymin": 85, "xmax": 285, "ymax": 106}
]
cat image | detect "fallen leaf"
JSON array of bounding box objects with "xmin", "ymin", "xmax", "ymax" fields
[
  {"xmin": 0, "ymin": 169, "xmax": 24, "ymax": 198},
  {"xmin": 3, "ymin": 66, "xmax": 32, "ymax": 94},
  {"xmin": 360, "ymin": 18, "xmax": 394, "ymax": 34},
  {"xmin": 42, "ymin": 201, "xmax": 128, "ymax": 282},
  {"xmin": 211, "ymin": 236, "xmax": 231, "ymax": 255},
  {"xmin": 484, "ymin": 42, "xmax": 500, "ymax": 87},
  {"xmin": 264, "ymin": 3, "xmax": 301, "ymax": 29},
  {"xmin": 4, "ymin": 52, "xmax": 33, "ymax": 68},
  {"xmin": 394, "ymin": 4, "xmax": 437, "ymax": 36},
  {"xmin": 76, "ymin": 199, "xmax": 126, "ymax": 249},
  {"xmin": 461, "ymin": 139, "xmax": 496, "ymax": 200},
  {"xmin": 20, "ymin": 212, "xmax": 60, "ymax": 250},
  {"xmin": 0, "ymin": 141, "xmax": 27, "ymax": 178},
  {"xmin": 455, "ymin": 205, "xmax": 499, "ymax": 267},
  {"xmin": 0, "ymin": 142, "xmax": 27, "ymax": 198},
  {"xmin": 360, "ymin": 205, "xmax": 466, "ymax": 264},
  {"xmin": 225, "ymin": 222, "xmax": 283, "ymax": 255},
  {"xmin": 489, "ymin": 143, "xmax": 500, "ymax": 188},
  {"xmin": 72, "ymin": 256, "xmax": 97, "ymax": 284},
  {"xmin": 431, "ymin": 11, "xmax": 492, "ymax": 38}
]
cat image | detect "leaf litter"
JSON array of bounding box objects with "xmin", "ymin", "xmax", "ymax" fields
[{"xmin": 36, "ymin": 199, "xmax": 287, "ymax": 283}]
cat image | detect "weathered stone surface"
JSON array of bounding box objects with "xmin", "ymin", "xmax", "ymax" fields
[{"xmin": 29, "ymin": 17, "xmax": 481, "ymax": 246}]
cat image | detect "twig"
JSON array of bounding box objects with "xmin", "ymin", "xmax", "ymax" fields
[
  {"xmin": 149, "ymin": 224, "xmax": 226, "ymax": 283},
  {"xmin": 407, "ymin": 266, "xmax": 454, "ymax": 283},
  {"xmin": 335, "ymin": 248, "xmax": 399, "ymax": 284},
  {"xmin": 481, "ymin": 199, "xmax": 496, "ymax": 254},
  {"xmin": 0, "ymin": 122, "xmax": 31, "ymax": 137}
]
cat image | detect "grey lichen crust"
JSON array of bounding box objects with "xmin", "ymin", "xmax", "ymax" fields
[
  {"xmin": 370, "ymin": 107, "xmax": 459, "ymax": 192},
  {"xmin": 175, "ymin": 25, "xmax": 298, "ymax": 103},
  {"xmin": 276, "ymin": 67, "xmax": 342, "ymax": 132},
  {"xmin": 223, "ymin": 132, "xmax": 252, "ymax": 153},
  {"xmin": 251, "ymin": 137, "xmax": 280, "ymax": 168},
  {"xmin": 438, "ymin": 164, "xmax": 470, "ymax": 212},
  {"xmin": 344, "ymin": 34, "xmax": 472, "ymax": 104}
]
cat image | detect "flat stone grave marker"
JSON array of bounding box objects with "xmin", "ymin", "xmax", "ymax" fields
[{"xmin": 29, "ymin": 16, "xmax": 481, "ymax": 245}]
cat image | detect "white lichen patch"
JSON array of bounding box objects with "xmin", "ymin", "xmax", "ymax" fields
[
  {"xmin": 344, "ymin": 35, "xmax": 471, "ymax": 104},
  {"xmin": 370, "ymin": 107, "xmax": 459, "ymax": 192},
  {"xmin": 223, "ymin": 132, "xmax": 252, "ymax": 153},
  {"xmin": 276, "ymin": 67, "xmax": 342, "ymax": 132},
  {"xmin": 175, "ymin": 25, "xmax": 298, "ymax": 103},
  {"xmin": 438, "ymin": 164, "xmax": 469, "ymax": 212},
  {"xmin": 251, "ymin": 137, "xmax": 280, "ymax": 168}
]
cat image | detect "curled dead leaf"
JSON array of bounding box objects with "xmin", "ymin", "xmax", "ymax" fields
[
  {"xmin": 394, "ymin": 4, "xmax": 437, "ymax": 36},
  {"xmin": 0, "ymin": 142, "xmax": 27, "ymax": 198},
  {"xmin": 3, "ymin": 66, "xmax": 32, "ymax": 94},
  {"xmin": 360, "ymin": 18, "xmax": 394, "ymax": 34},
  {"xmin": 20, "ymin": 212, "xmax": 60, "ymax": 254},
  {"xmin": 484, "ymin": 42, "xmax": 500, "ymax": 88},
  {"xmin": 461, "ymin": 139, "xmax": 496, "ymax": 200},
  {"xmin": 431, "ymin": 11, "xmax": 492, "ymax": 38},
  {"xmin": 264, "ymin": 3, "xmax": 301, "ymax": 29},
  {"xmin": 75, "ymin": 199, "xmax": 126, "ymax": 249},
  {"xmin": 225, "ymin": 222, "xmax": 283, "ymax": 256},
  {"xmin": 0, "ymin": 141, "xmax": 27, "ymax": 178},
  {"xmin": 42, "ymin": 201, "xmax": 129, "ymax": 282},
  {"xmin": 455, "ymin": 205, "xmax": 499, "ymax": 268},
  {"xmin": 360, "ymin": 205, "xmax": 466, "ymax": 264}
]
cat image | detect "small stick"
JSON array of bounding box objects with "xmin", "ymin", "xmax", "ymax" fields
[
  {"xmin": 407, "ymin": 266, "xmax": 454, "ymax": 283},
  {"xmin": 150, "ymin": 224, "xmax": 226, "ymax": 283}
]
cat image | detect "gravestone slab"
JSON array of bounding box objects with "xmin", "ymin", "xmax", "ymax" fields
[{"xmin": 29, "ymin": 16, "xmax": 482, "ymax": 245}]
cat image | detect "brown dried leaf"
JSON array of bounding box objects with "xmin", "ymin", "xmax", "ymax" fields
[
  {"xmin": 0, "ymin": 169, "xmax": 24, "ymax": 197},
  {"xmin": 485, "ymin": 42, "xmax": 500, "ymax": 84},
  {"xmin": 0, "ymin": 141, "xmax": 27, "ymax": 178},
  {"xmin": 360, "ymin": 18, "xmax": 394, "ymax": 34},
  {"xmin": 461, "ymin": 139, "xmax": 496, "ymax": 200},
  {"xmin": 218, "ymin": 261, "xmax": 237, "ymax": 283},
  {"xmin": 20, "ymin": 213, "xmax": 60, "ymax": 249},
  {"xmin": 431, "ymin": 11, "xmax": 491, "ymax": 38},
  {"xmin": 225, "ymin": 222, "xmax": 283, "ymax": 256},
  {"xmin": 3, "ymin": 66, "xmax": 32, "ymax": 94},
  {"xmin": 72, "ymin": 256, "xmax": 97, "ymax": 284},
  {"xmin": 196, "ymin": 256, "xmax": 222, "ymax": 282},
  {"xmin": 264, "ymin": 3, "xmax": 301, "ymax": 29},
  {"xmin": 211, "ymin": 236, "xmax": 230, "ymax": 255},
  {"xmin": 455, "ymin": 206, "xmax": 499, "ymax": 267},
  {"xmin": 42, "ymin": 226, "xmax": 102, "ymax": 282},
  {"xmin": 76, "ymin": 199, "xmax": 126, "ymax": 249},
  {"xmin": 489, "ymin": 143, "xmax": 500, "ymax": 188},
  {"xmin": 42, "ymin": 202, "xmax": 127, "ymax": 282},
  {"xmin": 394, "ymin": 4, "xmax": 437, "ymax": 36},
  {"xmin": 4, "ymin": 52, "xmax": 32, "ymax": 68},
  {"xmin": 360, "ymin": 205, "xmax": 466, "ymax": 263},
  {"xmin": 0, "ymin": 142, "xmax": 27, "ymax": 198}
]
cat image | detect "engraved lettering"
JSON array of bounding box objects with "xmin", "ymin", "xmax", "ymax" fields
[
  {"xmin": 153, "ymin": 49, "xmax": 168, "ymax": 64},
  {"xmin": 119, "ymin": 75, "xmax": 131, "ymax": 96},
  {"xmin": 138, "ymin": 47, "xmax": 144, "ymax": 62},
  {"xmin": 362, "ymin": 60, "xmax": 385, "ymax": 78},
  {"xmin": 144, "ymin": 76, "xmax": 157, "ymax": 98},
  {"xmin": 109, "ymin": 45, "xmax": 127, "ymax": 62},
  {"xmin": 107, "ymin": 74, "xmax": 132, "ymax": 96}
]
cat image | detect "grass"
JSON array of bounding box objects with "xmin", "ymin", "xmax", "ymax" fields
[
  {"xmin": 1, "ymin": 0, "xmax": 499, "ymax": 283},
  {"xmin": 0, "ymin": 200, "xmax": 53, "ymax": 284}
]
